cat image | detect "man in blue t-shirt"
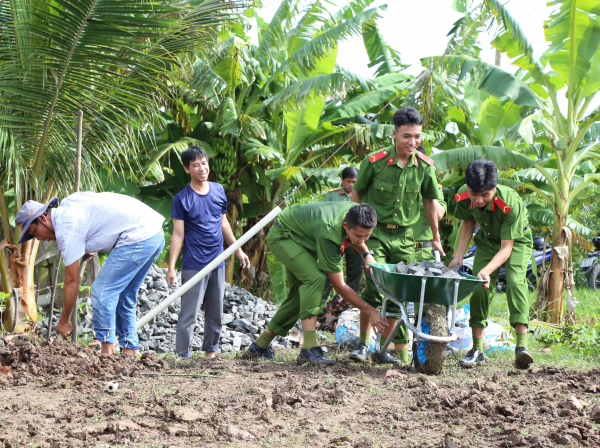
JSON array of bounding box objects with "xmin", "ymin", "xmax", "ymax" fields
[{"xmin": 166, "ymin": 146, "xmax": 250, "ymax": 359}]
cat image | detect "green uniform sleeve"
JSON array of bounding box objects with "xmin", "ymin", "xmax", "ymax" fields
[
  {"xmin": 352, "ymin": 157, "xmax": 372, "ymax": 193},
  {"xmin": 316, "ymin": 238, "xmax": 344, "ymax": 273},
  {"xmin": 452, "ymin": 196, "xmax": 475, "ymax": 221},
  {"xmin": 500, "ymin": 198, "xmax": 526, "ymax": 241},
  {"xmin": 420, "ymin": 165, "xmax": 439, "ymax": 200}
]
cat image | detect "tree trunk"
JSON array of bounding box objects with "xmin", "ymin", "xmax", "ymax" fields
[
  {"xmin": 1, "ymin": 240, "xmax": 37, "ymax": 332},
  {"xmin": 239, "ymin": 219, "xmax": 269, "ymax": 291},
  {"xmin": 224, "ymin": 197, "xmax": 239, "ymax": 285},
  {"xmin": 544, "ymin": 214, "xmax": 568, "ymax": 323}
]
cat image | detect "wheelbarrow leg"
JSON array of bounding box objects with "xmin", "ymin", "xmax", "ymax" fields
[
  {"xmin": 448, "ymin": 279, "xmax": 460, "ymax": 335},
  {"xmin": 416, "ymin": 277, "xmax": 427, "ymax": 333}
]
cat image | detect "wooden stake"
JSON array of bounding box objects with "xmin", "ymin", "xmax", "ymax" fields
[{"xmin": 71, "ymin": 110, "xmax": 83, "ymax": 343}]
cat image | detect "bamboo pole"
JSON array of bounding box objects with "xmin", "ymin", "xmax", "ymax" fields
[
  {"xmin": 47, "ymin": 256, "xmax": 61, "ymax": 339},
  {"xmin": 71, "ymin": 110, "xmax": 83, "ymax": 343}
]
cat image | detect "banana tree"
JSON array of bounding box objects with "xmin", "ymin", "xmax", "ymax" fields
[
  {"xmin": 0, "ymin": 0, "xmax": 243, "ymax": 331},
  {"xmin": 427, "ymin": 0, "xmax": 600, "ymax": 322}
]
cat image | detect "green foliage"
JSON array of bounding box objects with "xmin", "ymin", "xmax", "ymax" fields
[{"xmin": 537, "ymin": 323, "xmax": 600, "ymax": 354}]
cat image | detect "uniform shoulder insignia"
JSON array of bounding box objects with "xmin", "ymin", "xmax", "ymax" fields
[
  {"xmin": 368, "ymin": 150, "xmax": 390, "ymax": 163},
  {"xmin": 340, "ymin": 237, "xmax": 351, "ymax": 254},
  {"xmin": 454, "ymin": 191, "xmax": 470, "ymax": 202},
  {"xmin": 416, "ymin": 151, "xmax": 434, "ymax": 166},
  {"xmin": 493, "ymin": 196, "xmax": 511, "ymax": 214},
  {"xmin": 328, "ymin": 188, "xmax": 340, "ymax": 192}
]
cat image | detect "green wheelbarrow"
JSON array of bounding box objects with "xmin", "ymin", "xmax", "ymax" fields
[{"xmin": 369, "ymin": 263, "xmax": 484, "ymax": 374}]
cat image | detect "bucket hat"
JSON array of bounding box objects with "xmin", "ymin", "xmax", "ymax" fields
[{"xmin": 15, "ymin": 197, "xmax": 59, "ymax": 244}]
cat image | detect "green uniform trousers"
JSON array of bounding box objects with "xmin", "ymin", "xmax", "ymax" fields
[
  {"xmin": 322, "ymin": 249, "xmax": 364, "ymax": 300},
  {"xmin": 414, "ymin": 244, "xmax": 435, "ymax": 262},
  {"xmin": 266, "ymin": 225, "xmax": 326, "ymax": 336},
  {"xmin": 364, "ymin": 226, "xmax": 415, "ymax": 344},
  {"xmin": 470, "ymin": 231, "xmax": 532, "ymax": 328}
]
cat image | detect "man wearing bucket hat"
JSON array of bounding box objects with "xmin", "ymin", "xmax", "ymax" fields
[{"xmin": 16, "ymin": 192, "xmax": 165, "ymax": 356}]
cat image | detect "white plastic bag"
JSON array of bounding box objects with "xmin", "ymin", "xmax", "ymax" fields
[{"xmin": 335, "ymin": 308, "xmax": 378, "ymax": 352}]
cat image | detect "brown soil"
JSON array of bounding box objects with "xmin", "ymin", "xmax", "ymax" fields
[{"xmin": 0, "ymin": 336, "xmax": 599, "ymax": 448}]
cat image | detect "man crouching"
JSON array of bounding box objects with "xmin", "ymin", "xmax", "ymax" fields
[{"xmin": 245, "ymin": 202, "xmax": 387, "ymax": 364}]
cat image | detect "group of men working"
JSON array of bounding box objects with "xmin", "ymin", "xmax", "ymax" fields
[{"xmin": 16, "ymin": 106, "xmax": 534, "ymax": 370}]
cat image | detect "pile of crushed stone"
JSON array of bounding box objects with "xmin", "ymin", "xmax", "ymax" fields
[
  {"xmin": 394, "ymin": 260, "xmax": 462, "ymax": 278},
  {"xmin": 0, "ymin": 335, "xmax": 167, "ymax": 385}
]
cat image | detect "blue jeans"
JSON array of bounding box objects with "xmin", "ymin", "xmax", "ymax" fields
[{"xmin": 92, "ymin": 229, "xmax": 165, "ymax": 349}]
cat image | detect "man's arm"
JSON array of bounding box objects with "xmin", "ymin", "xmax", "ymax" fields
[
  {"xmin": 56, "ymin": 261, "xmax": 80, "ymax": 338},
  {"xmin": 351, "ymin": 190, "xmax": 363, "ymax": 203},
  {"xmin": 423, "ymin": 198, "xmax": 445, "ymax": 256},
  {"xmin": 448, "ymin": 219, "xmax": 477, "ymax": 269},
  {"xmin": 222, "ymin": 214, "xmax": 250, "ymax": 268},
  {"xmin": 166, "ymin": 218, "xmax": 185, "ymax": 287},
  {"xmin": 477, "ymin": 239, "xmax": 514, "ymax": 289},
  {"xmin": 328, "ymin": 271, "xmax": 387, "ymax": 333}
]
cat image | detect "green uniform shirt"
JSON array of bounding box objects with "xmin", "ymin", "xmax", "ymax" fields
[
  {"xmin": 451, "ymin": 184, "xmax": 530, "ymax": 243},
  {"xmin": 276, "ymin": 202, "xmax": 354, "ymax": 273},
  {"xmin": 412, "ymin": 192, "xmax": 447, "ymax": 242},
  {"xmin": 323, "ymin": 188, "xmax": 352, "ymax": 202},
  {"xmin": 353, "ymin": 147, "xmax": 440, "ymax": 227}
]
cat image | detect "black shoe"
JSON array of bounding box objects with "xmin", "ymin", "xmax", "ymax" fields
[
  {"xmin": 371, "ymin": 349, "xmax": 400, "ymax": 365},
  {"xmin": 515, "ymin": 346, "xmax": 534, "ymax": 370},
  {"xmin": 349, "ymin": 342, "xmax": 369, "ymax": 363},
  {"xmin": 244, "ymin": 342, "xmax": 275, "ymax": 360},
  {"xmin": 297, "ymin": 346, "xmax": 336, "ymax": 365},
  {"xmin": 459, "ymin": 348, "xmax": 485, "ymax": 368}
]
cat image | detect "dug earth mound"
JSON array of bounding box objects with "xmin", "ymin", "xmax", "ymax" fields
[{"xmin": 0, "ymin": 341, "xmax": 599, "ymax": 447}]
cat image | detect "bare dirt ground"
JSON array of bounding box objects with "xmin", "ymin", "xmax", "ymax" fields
[{"xmin": 1, "ymin": 335, "xmax": 599, "ymax": 448}]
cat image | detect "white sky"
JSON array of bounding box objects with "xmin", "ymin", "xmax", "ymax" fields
[{"xmin": 249, "ymin": 0, "xmax": 586, "ymax": 115}]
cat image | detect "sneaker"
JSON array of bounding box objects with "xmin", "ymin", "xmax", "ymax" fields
[
  {"xmin": 515, "ymin": 346, "xmax": 534, "ymax": 370},
  {"xmin": 297, "ymin": 346, "xmax": 336, "ymax": 365},
  {"xmin": 459, "ymin": 348, "xmax": 485, "ymax": 368},
  {"xmin": 371, "ymin": 349, "xmax": 400, "ymax": 365},
  {"xmin": 349, "ymin": 342, "xmax": 369, "ymax": 363},
  {"xmin": 243, "ymin": 342, "xmax": 275, "ymax": 360}
]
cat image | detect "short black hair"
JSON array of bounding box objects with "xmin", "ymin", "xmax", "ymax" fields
[
  {"xmin": 465, "ymin": 158, "xmax": 498, "ymax": 193},
  {"xmin": 341, "ymin": 167, "xmax": 358, "ymax": 180},
  {"xmin": 393, "ymin": 106, "xmax": 423, "ymax": 128},
  {"xmin": 345, "ymin": 204, "xmax": 377, "ymax": 230},
  {"xmin": 181, "ymin": 146, "xmax": 208, "ymax": 168},
  {"xmin": 416, "ymin": 145, "xmax": 425, "ymax": 155}
]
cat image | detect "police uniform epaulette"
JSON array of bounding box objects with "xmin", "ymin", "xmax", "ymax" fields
[
  {"xmin": 492, "ymin": 196, "xmax": 511, "ymax": 214},
  {"xmin": 454, "ymin": 191, "xmax": 469, "ymax": 202},
  {"xmin": 368, "ymin": 149, "xmax": 390, "ymax": 163},
  {"xmin": 328, "ymin": 188, "xmax": 340, "ymax": 192},
  {"xmin": 416, "ymin": 151, "xmax": 434, "ymax": 166}
]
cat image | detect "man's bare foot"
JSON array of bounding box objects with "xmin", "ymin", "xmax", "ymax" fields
[
  {"xmin": 122, "ymin": 348, "xmax": 138, "ymax": 357},
  {"xmin": 205, "ymin": 351, "xmax": 217, "ymax": 359}
]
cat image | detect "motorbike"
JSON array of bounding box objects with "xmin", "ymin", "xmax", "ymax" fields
[
  {"xmin": 460, "ymin": 236, "xmax": 552, "ymax": 292},
  {"xmin": 580, "ymin": 237, "xmax": 600, "ymax": 289}
]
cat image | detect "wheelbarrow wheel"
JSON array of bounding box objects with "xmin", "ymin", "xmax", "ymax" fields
[{"xmin": 412, "ymin": 304, "xmax": 447, "ymax": 375}]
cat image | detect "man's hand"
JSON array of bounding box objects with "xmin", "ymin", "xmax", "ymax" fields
[
  {"xmin": 477, "ymin": 269, "xmax": 491, "ymax": 289},
  {"xmin": 364, "ymin": 254, "xmax": 375, "ymax": 276},
  {"xmin": 82, "ymin": 252, "xmax": 97, "ymax": 262},
  {"xmin": 166, "ymin": 268, "xmax": 177, "ymax": 287},
  {"xmin": 56, "ymin": 317, "xmax": 72, "ymax": 338},
  {"xmin": 236, "ymin": 248, "xmax": 250, "ymax": 269},
  {"xmin": 432, "ymin": 238, "xmax": 445, "ymax": 257},
  {"xmin": 448, "ymin": 256, "xmax": 463, "ymax": 269},
  {"xmin": 365, "ymin": 305, "xmax": 387, "ymax": 334}
]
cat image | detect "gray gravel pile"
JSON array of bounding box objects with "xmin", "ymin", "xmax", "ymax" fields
[
  {"xmin": 393, "ymin": 260, "xmax": 462, "ymax": 279},
  {"xmin": 40, "ymin": 264, "xmax": 295, "ymax": 354}
]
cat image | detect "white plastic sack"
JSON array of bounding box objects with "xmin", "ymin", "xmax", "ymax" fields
[
  {"xmin": 448, "ymin": 305, "xmax": 515, "ymax": 352},
  {"xmin": 335, "ymin": 308, "xmax": 378, "ymax": 352}
]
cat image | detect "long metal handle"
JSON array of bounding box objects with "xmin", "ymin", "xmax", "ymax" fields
[{"xmin": 137, "ymin": 206, "xmax": 282, "ymax": 330}]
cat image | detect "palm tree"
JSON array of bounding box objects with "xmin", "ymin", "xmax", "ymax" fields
[{"xmin": 0, "ymin": 0, "xmax": 244, "ymax": 331}]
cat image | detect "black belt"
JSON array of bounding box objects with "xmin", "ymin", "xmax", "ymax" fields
[
  {"xmin": 524, "ymin": 224, "xmax": 530, "ymax": 231},
  {"xmin": 377, "ymin": 222, "xmax": 406, "ymax": 230},
  {"xmin": 274, "ymin": 220, "xmax": 281, "ymax": 227},
  {"xmin": 415, "ymin": 242, "xmax": 433, "ymax": 248}
]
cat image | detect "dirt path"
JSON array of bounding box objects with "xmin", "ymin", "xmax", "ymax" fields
[{"xmin": 1, "ymin": 337, "xmax": 599, "ymax": 447}]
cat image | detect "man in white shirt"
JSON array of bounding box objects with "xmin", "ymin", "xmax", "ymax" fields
[{"xmin": 16, "ymin": 192, "xmax": 165, "ymax": 356}]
